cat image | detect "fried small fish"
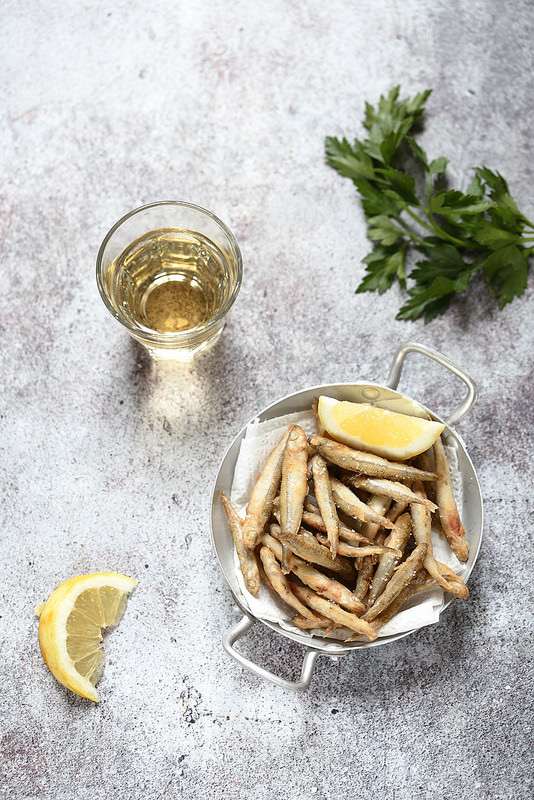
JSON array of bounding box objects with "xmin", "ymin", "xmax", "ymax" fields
[
  {"xmin": 279, "ymin": 425, "xmax": 308, "ymax": 538},
  {"xmin": 220, "ymin": 492, "xmax": 261, "ymax": 596},
  {"xmin": 367, "ymin": 512, "xmax": 412, "ymax": 607},
  {"xmin": 346, "ymin": 475, "xmax": 437, "ymax": 513},
  {"xmin": 433, "ymin": 435, "xmax": 469, "ymax": 562},
  {"xmin": 290, "ymin": 582, "xmax": 377, "ymax": 641},
  {"xmin": 290, "ymin": 613, "xmax": 332, "ymax": 631},
  {"xmin": 346, "ymin": 569, "xmax": 434, "ymax": 641},
  {"xmin": 259, "ymin": 546, "xmax": 320, "ymax": 622},
  {"xmin": 330, "ymin": 477, "xmax": 398, "ymax": 531},
  {"xmin": 311, "ymin": 454, "xmax": 340, "ymax": 556},
  {"xmin": 411, "ymin": 481, "xmax": 469, "ymax": 599},
  {"xmin": 309, "ymin": 436, "xmax": 439, "ymax": 482},
  {"xmin": 262, "ymin": 533, "xmax": 364, "ymax": 614},
  {"xmin": 242, "ymin": 428, "xmax": 290, "ymax": 551},
  {"xmin": 301, "ymin": 509, "xmax": 376, "ymax": 545},
  {"xmin": 269, "ymin": 523, "xmax": 355, "ymax": 583},
  {"xmin": 362, "ymin": 543, "xmax": 428, "ymax": 622},
  {"xmin": 314, "ymin": 534, "xmax": 402, "ymax": 560},
  {"xmin": 354, "ymin": 494, "xmax": 392, "ymax": 601}
]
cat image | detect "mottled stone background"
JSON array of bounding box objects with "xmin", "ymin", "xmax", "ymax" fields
[{"xmin": 1, "ymin": 1, "xmax": 533, "ymax": 798}]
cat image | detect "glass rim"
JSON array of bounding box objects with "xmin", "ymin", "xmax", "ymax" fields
[{"xmin": 95, "ymin": 200, "xmax": 243, "ymax": 343}]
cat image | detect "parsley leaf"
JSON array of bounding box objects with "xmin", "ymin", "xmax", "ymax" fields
[
  {"xmin": 326, "ymin": 86, "xmax": 533, "ymax": 320},
  {"xmin": 357, "ymin": 244, "xmax": 408, "ymax": 292},
  {"xmin": 397, "ymin": 271, "xmax": 472, "ymax": 323},
  {"xmin": 481, "ymin": 245, "xmax": 529, "ymax": 307}
]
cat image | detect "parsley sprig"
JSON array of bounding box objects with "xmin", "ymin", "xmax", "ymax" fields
[{"xmin": 325, "ymin": 86, "xmax": 534, "ymax": 321}]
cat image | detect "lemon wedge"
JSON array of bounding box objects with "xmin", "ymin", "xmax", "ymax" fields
[
  {"xmin": 317, "ymin": 396, "xmax": 445, "ymax": 460},
  {"xmin": 37, "ymin": 572, "xmax": 137, "ymax": 702}
]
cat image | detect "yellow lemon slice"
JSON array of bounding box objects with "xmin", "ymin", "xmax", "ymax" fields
[
  {"xmin": 37, "ymin": 572, "xmax": 137, "ymax": 702},
  {"xmin": 318, "ymin": 396, "xmax": 445, "ymax": 460}
]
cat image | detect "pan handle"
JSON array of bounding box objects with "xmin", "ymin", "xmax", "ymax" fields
[
  {"xmin": 222, "ymin": 614, "xmax": 322, "ymax": 691},
  {"xmin": 386, "ymin": 341, "xmax": 478, "ymax": 427}
]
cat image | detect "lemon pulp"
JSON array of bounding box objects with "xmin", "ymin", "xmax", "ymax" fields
[
  {"xmin": 65, "ymin": 586, "xmax": 128, "ymax": 682},
  {"xmin": 318, "ymin": 396, "xmax": 445, "ymax": 460},
  {"xmin": 334, "ymin": 403, "xmax": 427, "ymax": 447}
]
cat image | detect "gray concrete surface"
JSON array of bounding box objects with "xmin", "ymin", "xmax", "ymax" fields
[{"xmin": 1, "ymin": 1, "xmax": 533, "ymax": 798}]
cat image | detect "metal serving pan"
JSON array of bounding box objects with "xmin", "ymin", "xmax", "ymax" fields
[{"xmin": 210, "ymin": 342, "xmax": 483, "ymax": 690}]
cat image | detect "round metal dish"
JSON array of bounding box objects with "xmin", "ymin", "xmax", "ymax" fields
[{"xmin": 210, "ymin": 342, "xmax": 483, "ymax": 690}]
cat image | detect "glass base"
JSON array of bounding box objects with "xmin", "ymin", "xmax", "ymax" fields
[{"xmin": 138, "ymin": 326, "xmax": 224, "ymax": 361}]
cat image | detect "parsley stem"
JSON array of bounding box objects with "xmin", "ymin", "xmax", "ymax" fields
[
  {"xmin": 403, "ymin": 206, "xmax": 435, "ymax": 235},
  {"xmin": 470, "ymin": 256, "xmax": 488, "ymax": 273},
  {"xmin": 422, "ymin": 210, "xmax": 472, "ymax": 247},
  {"xmin": 405, "ymin": 204, "xmax": 486, "ymax": 250},
  {"xmin": 420, "ymin": 206, "xmax": 486, "ymax": 249},
  {"xmin": 406, "ymin": 204, "xmax": 468, "ymax": 250},
  {"xmin": 430, "ymin": 225, "xmax": 468, "ymax": 248},
  {"xmin": 395, "ymin": 216, "xmax": 425, "ymax": 244}
]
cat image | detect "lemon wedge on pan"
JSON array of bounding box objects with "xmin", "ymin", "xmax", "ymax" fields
[
  {"xmin": 317, "ymin": 396, "xmax": 445, "ymax": 460},
  {"xmin": 37, "ymin": 572, "xmax": 137, "ymax": 702}
]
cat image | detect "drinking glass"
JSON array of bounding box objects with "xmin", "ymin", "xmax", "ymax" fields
[{"xmin": 96, "ymin": 201, "xmax": 243, "ymax": 360}]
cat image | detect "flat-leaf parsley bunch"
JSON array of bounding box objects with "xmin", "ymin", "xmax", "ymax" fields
[{"xmin": 325, "ymin": 86, "xmax": 533, "ymax": 321}]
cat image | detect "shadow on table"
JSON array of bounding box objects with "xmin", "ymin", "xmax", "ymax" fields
[
  {"xmin": 226, "ymin": 569, "xmax": 485, "ymax": 703},
  {"xmin": 125, "ymin": 324, "xmax": 251, "ymax": 421}
]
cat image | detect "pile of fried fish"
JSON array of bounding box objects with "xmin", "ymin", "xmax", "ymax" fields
[{"xmin": 221, "ymin": 409, "xmax": 469, "ymax": 642}]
